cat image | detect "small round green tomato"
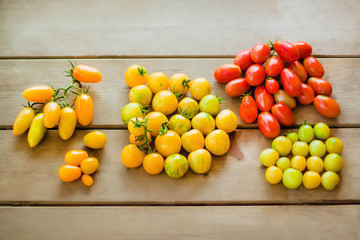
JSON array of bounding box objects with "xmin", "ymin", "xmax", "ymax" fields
[
  {"xmin": 272, "ymin": 136, "xmax": 292, "ymax": 157},
  {"xmin": 324, "ymin": 153, "xmax": 344, "ymax": 172},
  {"xmin": 260, "ymin": 148, "xmax": 279, "ymax": 167},
  {"xmin": 282, "ymin": 168, "xmax": 303, "ymax": 189},
  {"xmin": 309, "ymin": 140, "xmax": 327, "ymax": 157},
  {"xmin": 314, "ymin": 122, "xmax": 330, "ymax": 140},
  {"xmin": 276, "ymin": 157, "xmax": 291, "ymax": 171},
  {"xmin": 325, "ymin": 137, "xmax": 344, "ymax": 154},
  {"xmin": 291, "ymin": 141, "xmax": 309, "ymax": 157},
  {"xmin": 298, "ymin": 123, "xmax": 314, "ymax": 143},
  {"xmin": 286, "ymin": 132, "xmax": 298, "ymax": 144},
  {"xmin": 321, "ymin": 171, "xmax": 340, "ymax": 190},
  {"xmin": 266, "ymin": 166, "xmax": 283, "ymax": 184},
  {"xmin": 306, "ymin": 156, "xmax": 324, "ymax": 173},
  {"xmin": 199, "ymin": 94, "xmax": 222, "ymax": 115}
]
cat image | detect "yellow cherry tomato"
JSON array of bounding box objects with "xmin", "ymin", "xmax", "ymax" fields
[
  {"xmin": 303, "ymin": 171, "xmax": 321, "ymax": 189},
  {"xmin": 188, "ymin": 149, "xmax": 212, "ymax": 174},
  {"xmin": 290, "ymin": 155, "xmax": 307, "ymax": 172},
  {"xmin": 121, "ymin": 144, "xmax": 145, "ymax": 168},
  {"xmin": 260, "ymin": 148, "xmax": 279, "ymax": 167},
  {"xmin": 125, "ymin": 65, "xmax": 148, "ymax": 87},
  {"xmin": 84, "ymin": 131, "xmax": 107, "ymax": 149},
  {"xmin": 73, "ymin": 64, "xmax": 102, "ymax": 83},
  {"xmin": 58, "ymin": 165, "xmax": 82, "ymax": 182},
  {"xmin": 181, "ymin": 129, "xmax": 205, "ymax": 153},
  {"xmin": 80, "ymin": 157, "xmax": 99, "ymax": 174},
  {"xmin": 58, "ymin": 107, "xmax": 77, "ymax": 140},
  {"xmin": 189, "ymin": 78, "xmax": 211, "ymax": 101},
  {"xmin": 121, "ymin": 102, "xmax": 146, "ymax": 124},
  {"xmin": 82, "ymin": 174, "xmax": 94, "ymax": 187},
  {"xmin": 43, "ymin": 101, "xmax": 61, "ymax": 128},
  {"xmin": 306, "ymin": 156, "xmax": 324, "ymax": 173},
  {"xmin": 22, "ymin": 85, "xmax": 54, "ymax": 103},
  {"xmin": 169, "ymin": 73, "xmax": 190, "ymax": 95},
  {"xmin": 75, "ymin": 94, "xmax": 94, "ymax": 126},
  {"xmin": 129, "ymin": 85, "xmax": 152, "ymax": 106},
  {"xmin": 13, "ymin": 107, "xmax": 35, "ymax": 135},
  {"xmin": 191, "ymin": 112, "xmax": 215, "ymax": 135},
  {"xmin": 155, "ymin": 130, "xmax": 181, "ymax": 157},
  {"xmin": 215, "ymin": 109, "xmax": 238, "ymax": 133},
  {"xmin": 145, "ymin": 111, "xmax": 168, "ymax": 137},
  {"xmin": 27, "ymin": 113, "xmax": 47, "ymax": 148},
  {"xmin": 178, "ymin": 97, "xmax": 199, "ymax": 119},
  {"xmin": 65, "ymin": 150, "xmax": 89, "ymax": 166},
  {"xmin": 129, "ymin": 132, "xmax": 151, "ymax": 148},
  {"xmin": 152, "ymin": 90, "xmax": 178, "ymax": 115},
  {"xmin": 128, "ymin": 117, "xmax": 145, "ymax": 136},
  {"xmin": 321, "ymin": 171, "xmax": 340, "ymax": 190},
  {"xmin": 266, "ymin": 166, "xmax": 283, "ymax": 184},
  {"xmin": 205, "ymin": 129, "xmax": 230, "ymax": 156},
  {"xmin": 169, "ymin": 114, "xmax": 191, "ymax": 136},
  {"xmin": 143, "ymin": 153, "xmax": 164, "ymax": 175},
  {"xmin": 148, "ymin": 72, "xmax": 169, "ymax": 94}
]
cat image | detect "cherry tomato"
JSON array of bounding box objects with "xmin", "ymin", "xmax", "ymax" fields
[
  {"xmin": 286, "ymin": 61, "xmax": 307, "ymax": 83},
  {"xmin": 265, "ymin": 78, "xmax": 279, "ymax": 94},
  {"xmin": 178, "ymin": 97, "xmax": 199, "ymax": 119},
  {"xmin": 274, "ymin": 90, "xmax": 296, "ymax": 109},
  {"xmin": 303, "ymin": 56, "xmax": 324, "ymax": 78},
  {"xmin": 152, "ymin": 90, "xmax": 178, "ymax": 115},
  {"xmin": 80, "ymin": 157, "xmax": 99, "ymax": 174},
  {"xmin": 129, "ymin": 85, "xmax": 152, "ymax": 106},
  {"xmin": 65, "ymin": 150, "xmax": 89, "ymax": 166},
  {"xmin": 265, "ymin": 56, "xmax": 283, "ymax": 77},
  {"xmin": 313, "ymin": 95, "xmax": 341, "ymax": 118},
  {"xmin": 125, "ymin": 65, "xmax": 148, "ymax": 88},
  {"xmin": 245, "ymin": 64, "xmax": 265, "ymax": 86},
  {"xmin": 189, "ymin": 78, "xmax": 211, "ymax": 100},
  {"xmin": 73, "ymin": 64, "xmax": 102, "ymax": 83},
  {"xmin": 271, "ymin": 103, "xmax": 294, "ymax": 126},
  {"xmin": 255, "ymin": 85, "xmax": 274, "ymax": 112},
  {"xmin": 292, "ymin": 41, "xmax": 312, "ymax": 60},
  {"xmin": 58, "ymin": 107, "xmax": 77, "ymax": 140},
  {"xmin": 234, "ymin": 49, "xmax": 254, "ymax": 71},
  {"xmin": 143, "ymin": 153, "xmax": 164, "ymax": 175},
  {"xmin": 191, "ymin": 112, "xmax": 215, "ymax": 135},
  {"xmin": 239, "ymin": 95, "xmax": 258, "ymax": 124},
  {"xmin": 121, "ymin": 144, "xmax": 145, "ymax": 168},
  {"xmin": 181, "ymin": 129, "xmax": 205, "ymax": 153},
  {"xmin": 307, "ymin": 77, "xmax": 332, "ymax": 96},
  {"xmin": 82, "ymin": 174, "xmax": 94, "ymax": 187},
  {"xmin": 148, "ymin": 72, "xmax": 169, "ymax": 94},
  {"xmin": 43, "ymin": 102, "xmax": 61, "ymax": 128},
  {"xmin": 273, "ymin": 41, "xmax": 299, "ymax": 63},
  {"xmin": 169, "ymin": 73, "xmax": 190, "ymax": 95},
  {"xmin": 155, "ymin": 130, "xmax": 182, "ymax": 157},
  {"xmin": 75, "ymin": 94, "xmax": 94, "ymax": 126},
  {"xmin": 146, "ymin": 111, "xmax": 168, "ymax": 137},
  {"xmin": 169, "ymin": 114, "xmax": 191, "ymax": 136},
  {"xmin": 58, "ymin": 165, "xmax": 82, "ymax": 182},
  {"xmin": 120, "ymin": 102, "xmax": 145, "ymax": 124},
  {"xmin": 28, "ymin": 113, "xmax": 47, "ymax": 148},
  {"xmin": 225, "ymin": 78, "xmax": 250, "ymax": 97},
  {"xmin": 250, "ymin": 43, "xmax": 271, "ymax": 64},
  {"xmin": 13, "ymin": 107, "xmax": 35, "ymax": 135},
  {"xmin": 257, "ymin": 112, "xmax": 280, "ymax": 138},
  {"xmin": 280, "ymin": 68, "xmax": 302, "ymax": 97},
  {"xmin": 22, "ymin": 85, "xmax": 54, "ymax": 103},
  {"xmin": 205, "ymin": 129, "xmax": 230, "ymax": 156},
  {"xmin": 214, "ymin": 64, "xmax": 241, "ymax": 83},
  {"xmin": 84, "ymin": 131, "xmax": 107, "ymax": 149},
  {"xmin": 297, "ymin": 83, "xmax": 315, "ymax": 105}
]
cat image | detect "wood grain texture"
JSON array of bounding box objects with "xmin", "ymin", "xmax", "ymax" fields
[
  {"xmin": 0, "ymin": 128, "xmax": 359, "ymax": 205},
  {"xmin": 0, "ymin": 0, "xmax": 359, "ymax": 57},
  {"xmin": 0, "ymin": 206, "xmax": 359, "ymax": 240},
  {"xmin": 1, "ymin": 58, "xmax": 359, "ymax": 128}
]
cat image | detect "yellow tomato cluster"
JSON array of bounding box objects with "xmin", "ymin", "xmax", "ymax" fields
[
  {"xmin": 13, "ymin": 60, "xmax": 102, "ymax": 147},
  {"xmin": 121, "ymin": 65, "xmax": 238, "ymax": 178}
]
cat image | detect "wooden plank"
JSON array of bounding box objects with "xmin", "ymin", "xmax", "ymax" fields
[
  {"xmin": 0, "ymin": 58, "xmax": 359, "ymax": 128},
  {"xmin": 0, "ymin": 128, "xmax": 359, "ymax": 205},
  {"xmin": 0, "ymin": 0, "xmax": 359, "ymax": 57},
  {"xmin": 0, "ymin": 206, "xmax": 359, "ymax": 240}
]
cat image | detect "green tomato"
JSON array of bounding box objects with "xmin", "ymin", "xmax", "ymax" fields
[
  {"xmin": 282, "ymin": 168, "xmax": 303, "ymax": 189},
  {"xmin": 286, "ymin": 132, "xmax": 298, "ymax": 144},
  {"xmin": 272, "ymin": 136, "xmax": 292, "ymax": 157},
  {"xmin": 314, "ymin": 122, "xmax": 330, "ymax": 140},
  {"xmin": 309, "ymin": 140, "xmax": 327, "ymax": 157},
  {"xmin": 298, "ymin": 123, "xmax": 314, "ymax": 143},
  {"xmin": 321, "ymin": 171, "xmax": 340, "ymax": 190},
  {"xmin": 121, "ymin": 102, "xmax": 145, "ymax": 124},
  {"xmin": 324, "ymin": 153, "xmax": 344, "ymax": 172},
  {"xmin": 291, "ymin": 141, "xmax": 309, "ymax": 157},
  {"xmin": 325, "ymin": 137, "xmax": 344, "ymax": 154},
  {"xmin": 199, "ymin": 94, "xmax": 222, "ymax": 115},
  {"xmin": 260, "ymin": 148, "xmax": 279, "ymax": 167},
  {"xmin": 276, "ymin": 157, "xmax": 291, "ymax": 171}
]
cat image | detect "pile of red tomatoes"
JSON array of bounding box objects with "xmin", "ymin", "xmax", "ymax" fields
[{"xmin": 214, "ymin": 41, "xmax": 341, "ymax": 138}]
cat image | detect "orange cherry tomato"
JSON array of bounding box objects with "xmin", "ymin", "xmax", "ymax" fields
[
  {"xmin": 43, "ymin": 101, "xmax": 61, "ymax": 128},
  {"xmin": 73, "ymin": 64, "xmax": 102, "ymax": 83},
  {"xmin": 82, "ymin": 174, "xmax": 94, "ymax": 187},
  {"xmin": 13, "ymin": 107, "xmax": 35, "ymax": 135},
  {"xmin": 75, "ymin": 94, "xmax": 94, "ymax": 126},
  {"xmin": 22, "ymin": 85, "xmax": 54, "ymax": 103},
  {"xmin": 58, "ymin": 165, "xmax": 82, "ymax": 182},
  {"xmin": 58, "ymin": 107, "xmax": 77, "ymax": 140},
  {"xmin": 121, "ymin": 144, "xmax": 145, "ymax": 168},
  {"xmin": 65, "ymin": 150, "xmax": 89, "ymax": 166}
]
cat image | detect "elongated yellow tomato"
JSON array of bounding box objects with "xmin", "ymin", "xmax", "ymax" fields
[
  {"xmin": 58, "ymin": 165, "xmax": 82, "ymax": 182},
  {"xmin": 43, "ymin": 102, "xmax": 61, "ymax": 128},
  {"xmin": 58, "ymin": 107, "xmax": 77, "ymax": 140},
  {"xmin": 155, "ymin": 130, "xmax": 181, "ymax": 157},
  {"xmin": 152, "ymin": 90, "xmax": 178, "ymax": 115},
  {"xmin": 27, "ymin": 113, "xmax": 47, "ymax": 148},
  {"xmin": 65, "ymin": 150, "xmax": 89, "ymax": 166},
  {"xmin": 73, "ymin": 64, "xmax": 102, "ymax": 83},
  {"xmin": 84, "ymin": 131, "xmax": 107, "ymax": 149},
  {"xmin": 22, "ymin": 85, "xmax": 54, "ymax": 103},
  {"xmin": 13, "ymin": 107, "xmax": 35, "ymax": 135},
  {"xmin": 125, "ymin": 65, "xmax": 148, "ymax": 88},
  {"xmin": 178, "ymin": 97, "xmax": 199, "ymax": 119},
  {"xmin": 169, "ymin": 73, "xmax": 190, "ymax": 95},
  {"xmin": 148, "ymin": 72, "xmax": 169, "ymax": 94},
  {"xmin": 75, "ymin": 94, "xmax": 94, "ymax": 126},
  {"xmin": 129, "ymin": 85, "xmax": 152, "ymax": 106},
  {"xmin": 145, "ymin": 111, "xmax": 168, "ymax": 137},
  {"xmin": 169, "ymin": 114, "xmax": 191, "ymax": 136},
  {"xmin": 205, "ymin": 130, "xmax": 230, "ymax": 156}
]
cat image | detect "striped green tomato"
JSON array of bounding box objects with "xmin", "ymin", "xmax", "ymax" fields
[{"xmin": 164, "ymin": 154, "xmax": 189, "ymax": 178}]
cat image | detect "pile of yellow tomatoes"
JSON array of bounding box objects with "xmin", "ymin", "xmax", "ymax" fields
[{"xmin": 121, "ymin": 65, "xmax": 238, "ymax": 178}]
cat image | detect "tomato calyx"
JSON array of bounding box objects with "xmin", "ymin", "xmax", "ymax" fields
[
  {"xmin": 300, "ymin": 120, "xmax": 312, "ymax": 127},
  {"xmin": 22, "ymin": 101, "xmax": 44, "ymax": 113},
  {"xmin": 157, "ymin": 121, "xmax": 170, "ymax": 136},
  {"xmin": 266, "ymin": 40, "xmax": 276, "ymax": 57},
  {"xmin": 131, "ymin": 117, "xmax": 154, "ymax": 153},
  {"xmin": 137, "ymin": 66, "xmax": 147, "ymax": 77},
  {"xmin": 179, "ymin": 108, "xmax": 193, "ymax": 119},
  {"xmin": 215, "ymin": 91, "xmax": 224, "ymax": 104},
  {"xmin": 172, "ymin": 78, "xmax": 191, "ymax": 100}
]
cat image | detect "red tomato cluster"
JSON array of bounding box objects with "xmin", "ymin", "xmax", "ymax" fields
[{"xmin": 214, "ymin": 41, "xmax": 341, "ymax": 138}]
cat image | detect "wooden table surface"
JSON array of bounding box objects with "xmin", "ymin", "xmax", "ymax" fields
[{"xmin": 1, "ymin": 0, "xmax": 360, "ymax": 239}]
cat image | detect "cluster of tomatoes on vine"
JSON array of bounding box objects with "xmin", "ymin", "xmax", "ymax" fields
[{"xmin": 214, "ymin": 40, "xmax": 341, "ymax": 138}]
